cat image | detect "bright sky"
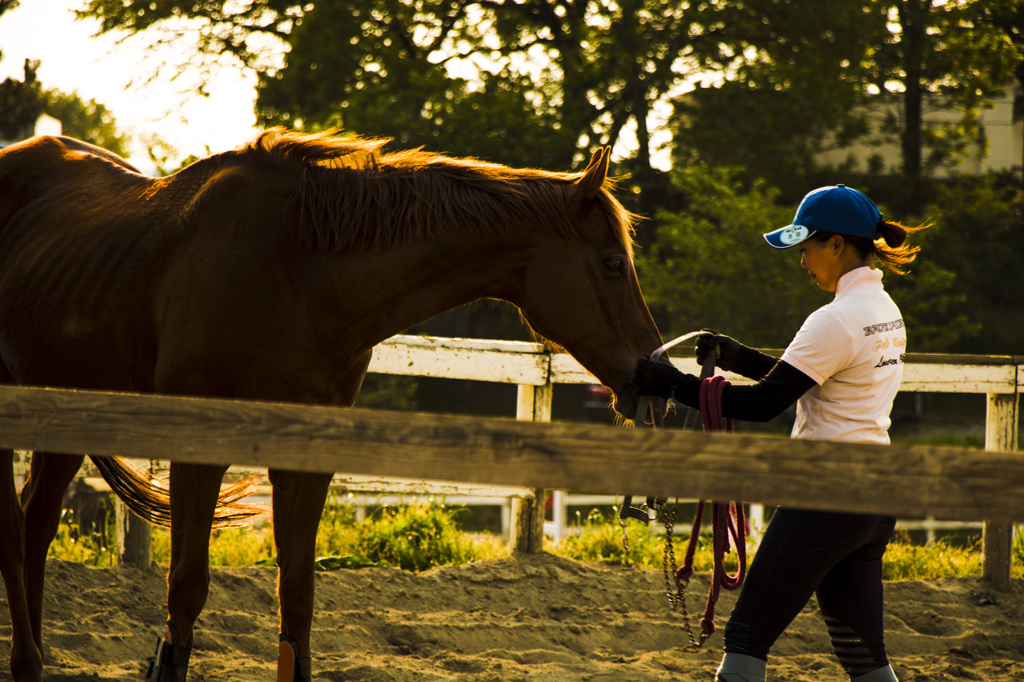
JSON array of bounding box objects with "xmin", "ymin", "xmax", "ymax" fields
[{"xmin": 0, "ymin": 0, "xmax": 260, "ymax": 172}]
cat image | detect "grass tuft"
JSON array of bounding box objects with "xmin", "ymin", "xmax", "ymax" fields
[{"xmin": 881, "ymin": 535, "xmax": 984, "ymax": 580}]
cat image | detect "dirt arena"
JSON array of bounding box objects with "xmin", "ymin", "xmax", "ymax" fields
[{"xmin": 1, "ymin": 553, "xmax": 1022, "ymax": 681}]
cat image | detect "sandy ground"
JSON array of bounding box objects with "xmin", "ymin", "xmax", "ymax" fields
[{"xmin": 1, "ymin": 553, "xmax": 1022, "ymax": 681}]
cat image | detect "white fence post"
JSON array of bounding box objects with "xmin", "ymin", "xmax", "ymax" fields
[{"xmin": 547, "ymin": 490, "xmax": 569, "ymax": 543}]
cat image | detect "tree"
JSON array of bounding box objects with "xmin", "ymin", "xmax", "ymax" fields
[
  {"xmin": 0, "ymin": 58, "xmax": 129, "ymax": 155},
  {"xmin": 669, "ymin": 0, "xmax": 889, "ymax": 197},
  {"xmin": 253, "ymin": 0, "xmax": 572, "ymax": 168},
  {"xmin": 899, "ymin": 175, "xmax": 1024, "ymax": 354},
  {"xmin": 0, "ymin": 58, "xmax": 43, "ymax": 140},
  {"xmin": 0, "ymin": 0, "xmax": 18, "ymax": 20},
  {"xmin": 42, "ymin": 90, "xmax": 128, "ymax": 155},
  {"xmin": 868, "ymin": 0, "xmax": 1022, "ymax": 179}
]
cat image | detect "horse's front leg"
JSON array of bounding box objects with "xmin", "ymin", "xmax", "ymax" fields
[
  {"xmin": 268, "ymin": 468, "xmax": 333, "ymax": 682},
  {"xmin": 1, "ymin": 449, "xmax": 41, "ymax": 682},
  {"xmin": 20, "ymin": 452, "xmax": 84, "ymax": 659},
  {"xmin": 147, "ymin": 461, "xmax": 228, "ymax": 682}
]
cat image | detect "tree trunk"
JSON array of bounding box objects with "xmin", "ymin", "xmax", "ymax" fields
[{"xmin": 899, "ymin": 0, "xmax": 928, "ymax": 180}]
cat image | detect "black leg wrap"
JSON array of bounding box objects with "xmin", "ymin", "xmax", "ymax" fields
[
  {"xmin": 279, "ymin": 634, "xmax": 312, "ymax": 682},
  {"xmin": 145, "ymin": 622, "xmax": 192, "ymax": 682}
]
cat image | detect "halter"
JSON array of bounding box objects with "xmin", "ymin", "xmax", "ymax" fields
[{"xmin": 621, "ymin": 331, "xmax": 748, "ymax": 647}]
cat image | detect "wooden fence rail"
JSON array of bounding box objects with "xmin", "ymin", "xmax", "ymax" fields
[
  {"xmin": 6, "ymin": 335, "xmax": 1021, "ymax": 586},
  {"xmin": 2, "ymin": 383, "xmax": 1023, "ymax": 517}
]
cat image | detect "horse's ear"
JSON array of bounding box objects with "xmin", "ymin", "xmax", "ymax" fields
[{"xmin": 575, "ymin": 147, "xmax": 610, "ymax": 202}]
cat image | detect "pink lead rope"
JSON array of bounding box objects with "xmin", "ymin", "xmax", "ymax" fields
[{"xmin": 679, "ymin": 374, "xmax": 747, "ymax": 638}]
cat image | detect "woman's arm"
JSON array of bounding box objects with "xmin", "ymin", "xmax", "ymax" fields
[{"xmin": 639, "ymin": 360, "xmax": 816, "ymax": 422}]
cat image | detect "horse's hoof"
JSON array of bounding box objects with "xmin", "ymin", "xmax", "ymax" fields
[
  {"xmin": 145, "ymin": 622, "xmax": 192, "ymax": 682},
  {"xmin": 277, "ymin": 633, "xmax": 312, "ymax": 682}
]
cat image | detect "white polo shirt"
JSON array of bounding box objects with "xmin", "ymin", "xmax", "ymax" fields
[{"xmin": 780, "ymin": 267, "xmax": 905, "ymax": 444}]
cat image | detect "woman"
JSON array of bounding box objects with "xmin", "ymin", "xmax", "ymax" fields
[{"xmin": 633, "ymin": 184, "xmax": 927, "ymax": 682}]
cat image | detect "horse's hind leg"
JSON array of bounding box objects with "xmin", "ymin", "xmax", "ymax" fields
[
  {"xmin": 147, "ymin": 461, "xmax": 228, "ymax": 682},
  {"xmin": 269, "ymin": 468, "xmax": 333, "ymax": 682},
  {"xmin": 1, "ymin": 449, "xmax": 42, "ymax": 682},
  {"xmin": 20, "ymin": 451, "xmax": 85, "ymax": 657}
]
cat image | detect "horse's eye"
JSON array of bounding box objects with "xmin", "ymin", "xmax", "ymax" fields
[{"xmin": 604, "ymin": 256, "xmax": 625, "ymax": 274}]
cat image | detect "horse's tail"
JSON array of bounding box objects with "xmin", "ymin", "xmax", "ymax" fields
[{"xmin": 90, "ymin": 456, "xmax": 262, "ymax": 528}]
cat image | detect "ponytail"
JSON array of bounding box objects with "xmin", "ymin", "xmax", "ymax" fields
[{"xmin": 873, "ymin": 219, "xmax": 930, "ymax": 275}]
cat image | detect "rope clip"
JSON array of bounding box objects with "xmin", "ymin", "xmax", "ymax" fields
[{"xmin": 618, "ymin": 496, "xmax": 665, "ymax": 525}]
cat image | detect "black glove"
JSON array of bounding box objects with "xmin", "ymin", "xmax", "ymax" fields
[
  {"xmin": 696, "ymin": 329, "xmax": 778, "ymax": 380},
  {"xmin": 695, "ymin": 330, "xmax": 743, "ymax": 372},
  {"xmin": 633, "ymin": 358, "xmax": 686, "ymax": 398},
  {"xmin": 634, "ymin": 358, "xmax": 702, "ymax": 407},
  {"xmin": 632, "ymin": 358, "xmax": 681, "ymax": 398}
]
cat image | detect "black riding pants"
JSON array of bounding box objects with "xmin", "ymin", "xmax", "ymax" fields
[{"xmin": 723, "ymin": 508, "xmax": 897, "ymax": 678}]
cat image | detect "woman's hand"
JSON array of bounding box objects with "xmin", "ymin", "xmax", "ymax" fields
[{"xmin": 696, "ymin": 330, "xmax": 743, "ymax": 372}]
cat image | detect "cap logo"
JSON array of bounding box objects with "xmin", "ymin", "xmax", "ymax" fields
[{"xmin": 779, "ymin": 225, "xmax": 810, "ymax": 245}]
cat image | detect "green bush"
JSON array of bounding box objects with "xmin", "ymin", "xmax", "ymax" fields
[
  {"xmin": 150, "ymin": 522, "xmax": 277, "ymax": 567},
  {"xmin": 1014, "ymin": 526, "xmax": 1024, "ymax": 568},
  {"xmin": 358, "ymin": 502, "xmax": 478, "ymax": 572}
]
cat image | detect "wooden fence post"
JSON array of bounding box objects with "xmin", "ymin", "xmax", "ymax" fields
[
  {"xmin": 115, "ymin": 500, "xmax": 152, "ymax": 568},
  {"xmin": 115, "ymin": 459, "xmax": 152, "ymax": 568},
  {"xmin": 982, "ymin": 392, "xmax": 1019, "ymax": 588},
  {"xmin": 508, "ymin": 383, "xmax": 553, "ymax": 554}
]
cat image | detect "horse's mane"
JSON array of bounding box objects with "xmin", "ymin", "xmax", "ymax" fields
[{"xmin": 244, "ymin": 128, "xmax": 636, "ymax": 255}]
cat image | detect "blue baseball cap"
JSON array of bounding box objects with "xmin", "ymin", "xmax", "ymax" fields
[{"xmin": 763, "ymin": 184, "xmax": 883, "ymax": 249}]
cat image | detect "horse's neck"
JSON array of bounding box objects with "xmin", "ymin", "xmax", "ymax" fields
[{"xmin": 325, "ymin": 234, "xmax": 526, "ymax": 350}]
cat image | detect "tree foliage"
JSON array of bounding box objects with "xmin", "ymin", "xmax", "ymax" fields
[
  {"xmin": 80, "ymin": 0, "xmax": 733, "ymax": 169},
  {"xmin": 637, "ymin": 165, "xmax": 823, "ymax": 348},
  {"xmin": 0, "ymin": 58, "xmax": 43, "ymax": 140},
  {"xmin": 638, "ymin": 165, "xmax": 981, "ymax": 354},
  {"xmin": 673, "ymin": 0, "xmax": 1022, "ymax": 198},
  {"xmin": 253, "ymin": 0, "xmax": 571, "ymax": 168},
  {"xmin": 75, "ymin": 0, "xmax": 1024, "ymax": 178},
  {"xmin": 0, "ymin": 58, "xmax": 129, "ymax": 155},
  {"xmin": 868, "ymin": 0, "xmax": 1022, "ymax": 178},
  {"xmin": 905, "ymin": 175, "xmax": 1024, "ymax": 354}
]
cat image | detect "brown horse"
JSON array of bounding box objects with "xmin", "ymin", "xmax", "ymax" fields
[{"xmin": 0, "ymin": 129, "xmax": 663, "ymax": 681}]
